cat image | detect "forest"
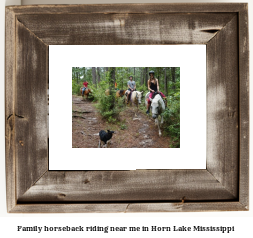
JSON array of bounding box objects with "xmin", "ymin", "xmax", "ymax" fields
[{"xmin": 72, "ymin": 67, "xmax": 180, "ymax": 148}]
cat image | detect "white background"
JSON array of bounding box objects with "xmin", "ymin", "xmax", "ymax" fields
[
  {"xmin": 49, "ymin": 45, "xmax": 206, "ymax": 170},
  {"xmin": 1, "ymin": 0, "xmax": 252, "ymax": 237}
]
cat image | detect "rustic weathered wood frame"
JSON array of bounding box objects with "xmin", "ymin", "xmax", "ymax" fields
[{"xmin": 5, "ymin": 4, "xmax": 249, "ymax": 213}]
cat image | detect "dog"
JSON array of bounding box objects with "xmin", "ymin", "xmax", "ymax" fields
[{"xmin": 98, "ymin": 130, "xmax": 115, "ymax": 148}]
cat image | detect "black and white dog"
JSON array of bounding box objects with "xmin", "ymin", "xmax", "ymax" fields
[{"xmin": 98, "ymin": 130, "xmax": 115, "ymax": 148}]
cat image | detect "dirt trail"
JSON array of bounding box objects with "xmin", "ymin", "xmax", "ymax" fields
[{"xmin": 72, "ymin": 95, "xmax": 170, "ymax": 148}]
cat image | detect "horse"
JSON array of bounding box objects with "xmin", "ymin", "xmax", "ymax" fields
[
  {"xmin": 105, "ymin": 89, "xmax": 126, "ymax": 98},
  {"xmin": 145, "ymin": 92, "xmax": 166, "ymax": 136},
  {"xmin": 80, "ymin": 87, "xmax": 92, "ymax": 99},
  {"xmin": 126, "ymin": 90, "xmax": 143, "ymax": 117},
  {"xmin": 116, "ymin": 90, "xmax": 126, "ymax": 98},
  {"xmin": 126, "ymin": 90, "xmax": 143, "ymax": 105}
]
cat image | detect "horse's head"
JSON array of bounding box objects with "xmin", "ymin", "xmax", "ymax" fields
[
  {"xmin": 136, "ymin": 91, "xmax": 143, "ymax": 104},
  {"xmin": 150, "ymin": 94, "xmax": 162, "ymax": 119}
]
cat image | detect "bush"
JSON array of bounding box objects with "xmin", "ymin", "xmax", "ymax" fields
[
  {"xmin": 162, "ymin": 92, "xmax": 180, "ymax": 147},
  {"xmin": 92, "ymin": 81, "xmax": 124, "ymax": 122},
  {"xmin": 136, "ymin": 83, "xmax": 148, "ymax": 93},
  {"xmin": 72, "ymin": 80, "xmax": 82, "ymax": 95}
]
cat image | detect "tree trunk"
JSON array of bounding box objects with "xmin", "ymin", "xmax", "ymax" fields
[
  {"xmin": 140, "ymin": 68, "xmax": 143, "ymax": 85},
  {"xmin": 145, "ymin": 67, "xmax": 149, "ymax": 87},
  {"xmin": 112, "ymin": 67, "xmax": 116, "ymax": 85},
  {"xmin": 108, "ymin": 67, "xmax": 116, "ymax": 110},
  {"xmin": 83, "ymin": 67, "xmax": 86, "ymax": 81},
  {"xmin": 104, "ymin": 67, "xmax": 108, "ymax": 80},
  {"xmin": 76, "ymin": 67, "xmax": 79, "ymax": 84},
  {"xmin": 92, "ymin": 67, "xmax": 96, "ymax": 85},
  {"xmin": 164, "ymin": 67, "xmax": 167, "ymax": 96},
  {"xmin": 97, "ymin": 67, "xmax": 101, "ymax": 84},
  {"xmin": 121, "ymin": 68, "xmax": 124, "ymax": 89},
  {"xmin": 108, "ymin": 67, "xmax": 116, "ymax": 89},
  {"xmin": 172, "ymin": 67, "xmax": 176, "ymax": 90}
]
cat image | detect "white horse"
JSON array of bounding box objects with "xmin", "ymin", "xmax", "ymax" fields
[
  {"xmin": 145, "ymin": 92, "xmax": 166, "ymax": 136},
  {"xmin": 126, "ymin": 90, "xmax": 143, "ymax": 117}
]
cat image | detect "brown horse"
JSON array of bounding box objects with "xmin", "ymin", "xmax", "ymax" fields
[
  {"xmin": 105, "ymin": 89, "xmax": 126, "ymax": 97},
  {"xmin": 116, "ymin": 90, "xmax": 126, "ymax": 98},
  {"xmin": 80, "ymin": 87, "xmax": 92, "ymax": 99}
]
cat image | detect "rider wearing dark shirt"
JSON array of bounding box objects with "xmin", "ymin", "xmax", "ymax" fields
[{"xmin": 146, "ymin": 70, "xmax": 166, "ymax": 114}]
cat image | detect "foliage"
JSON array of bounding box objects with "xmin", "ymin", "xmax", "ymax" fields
[
  {"xmin": 119, "ymin": 122, "xmax": 127, "ymax": 130},
  {"xmin": 91, "ymin": 72, "xmax": 124, "ymax": 122},
  {"xmin": 72, "ymin": 67, "xmax": 180, "ymax": 147},
  {"xmin": 162, "ymin": 91, "xmax": 180, "ymax": 147},
  {"xmin": 136, "ymin": 82, "xmax": 148, "ymax": 94},
  {"xmin": 72, "ymin": 80, "xmax": 82, "ymax": 95},
  {"xmin": 89, "ymin": 81, "xmax": 108, "ymax": 102}
]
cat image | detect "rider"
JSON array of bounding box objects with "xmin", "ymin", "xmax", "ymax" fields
[
  {"xmin": 146, "ymin": 70, "xmax": 166, "ymax": 114},
  {"xmin": 126, "ymin": 76, "xmax": 136, "ymax": 103},
  {"xmin": 82, "ymin": 80, "xmax": 88, "ymax": 96}
]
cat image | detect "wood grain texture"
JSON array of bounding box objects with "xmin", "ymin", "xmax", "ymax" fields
[
  {"xmin": 15, "ymin": 20, "xmax": 48, "ymax": 200},
  {"xmin": 7, "ymin": 3, "xmax": 246, "ymax": 14},
  {"xmin": 18, "ymin": 170, "xmax": 236, "ymax": 202},
  {"xmin": 5, "ymin": 3, "xmax": 249, "ymax": 213},
  {"xmin": 5, "ymin": 7, "xmax": 16, "ymax": 212},
  {"xmin": 126, "ymin": 202, "xmax": 247, "ymax": 213},
  {"xmin": 206, "ymin": 16, "xmax": 239, "ymax": 198},
  {"xmin": 16, "ymin": 13, "xmax": 236, "ymax": 45},
  {"xmin": 10, "ymin": 202, "xmax": 247, "ymax": 213},
  {"xmin": 238, "ymin": 4, "xmax": 249, "ymax": 208}
]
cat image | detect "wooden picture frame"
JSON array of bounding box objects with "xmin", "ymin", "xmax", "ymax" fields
[{"xmin": 5, "ymin": 3, "xmax": 249, "ymax": 213}]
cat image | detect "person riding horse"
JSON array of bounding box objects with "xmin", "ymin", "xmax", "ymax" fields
[
  {"xmin": 126, "ymin": 75, "xmax": 136, "ymax": 104},
  {"xmin": 146, "ymin": 70, "xmax": 166, "ymax": 114},
  {"xmin": 81, "ymin": 80, "xmax": 88, "ymax": 96}
]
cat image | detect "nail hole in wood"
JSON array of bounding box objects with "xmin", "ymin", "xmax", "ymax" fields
[
  {"xmin": 58, "ymin": 193, "xmax": 66, "ymax": 198},
  {"xmin": 84, "ymin": 179, "xmax": 90, "ymax": 184}
]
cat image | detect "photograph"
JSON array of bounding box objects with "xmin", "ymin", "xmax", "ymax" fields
[
  {"xmin": 3, "ymin": 1, "xmax": 249, "ymax": 217},
  {"xmin": 72, "ymin": 67, "xmax": 180, "ymax": 148},
  {"xmin": 50, "ymin": 45, "xmax": 205, "ymax": 170}
]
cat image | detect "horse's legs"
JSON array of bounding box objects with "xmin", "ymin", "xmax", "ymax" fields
[
  {"xmin": 155, "ymin": 118, "xmax": 158, "ymax": 126},
  {"xmin": 161, "ymin": 115, "xmax": 164, "ymax": 124},
  {"xmin": 158, "ymin": 119, "xmax": 162, "ymax": 137},
  {"xmin": 98, "ymin": 140, "xmax": 101, "ymax": 148}
]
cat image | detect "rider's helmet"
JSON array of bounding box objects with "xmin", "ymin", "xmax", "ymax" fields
[{"xmin": 149, "ymin": 70, "xmax": 155, "ymax": 75}]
